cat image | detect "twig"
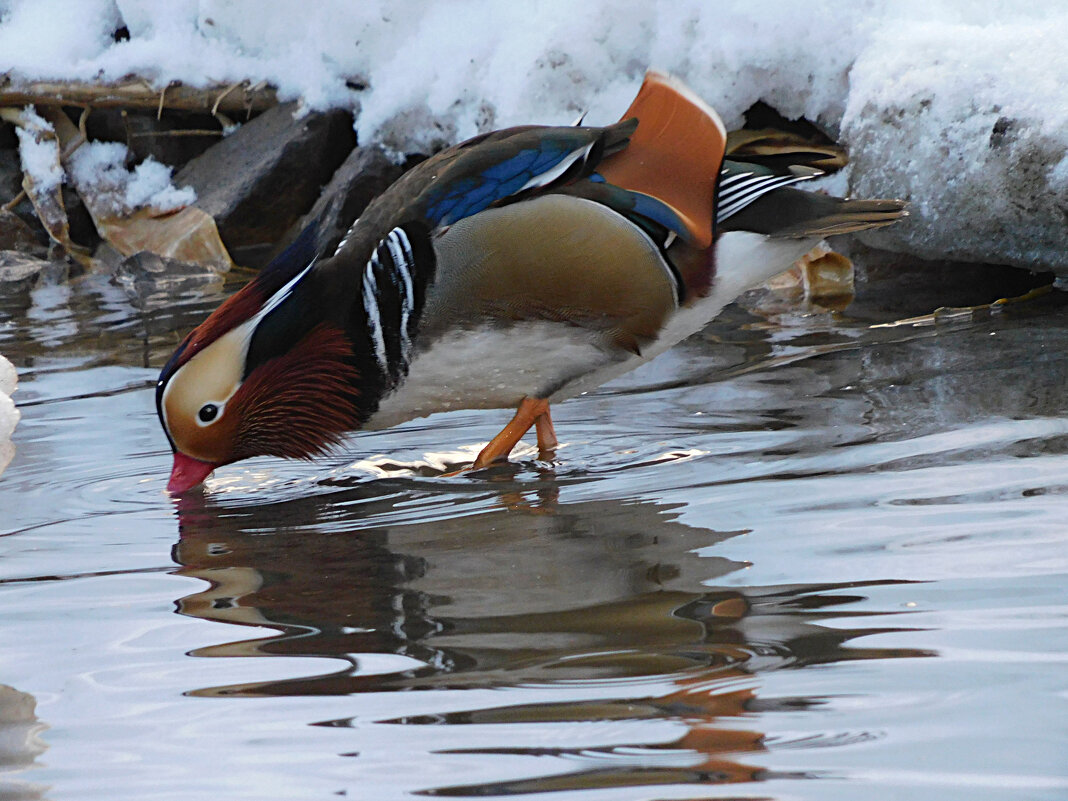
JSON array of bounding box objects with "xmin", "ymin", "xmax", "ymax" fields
[
  {"xmin": 211, "ymin": 82, "xmax": 241, "ymax": 117},
  {"xmin": 128, "ymin": 129, "xmax": 224, "ymax": 138},
  {"xmin": 0, "ymin": 78, "xmax": 278, "ymax": 114},
  {"xmin": 2, "ymin": 189, "xmax": 26, "ymax": 212},
  {"xmin": 156, "ymin": 81, "xmax": 172, "ymax": 120}
]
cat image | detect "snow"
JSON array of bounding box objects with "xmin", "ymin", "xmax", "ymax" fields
[
  {"xmin": 0, "ymin": 0, "xmax": 1066, "ymax": 270},
  {"xmin": 68, "ymin": 142, "xmax": 196, "ymax": 216},
  {"xmin": 7, "ymin": 106, "xmax": 194, "ymax": 216},
  {"xmin": 12, "ymin": 109, "xmax": 63, "ymax": 193},
  {"xmin": 0, "ymin": 354, "xmax": 17, "ymax": 478}
]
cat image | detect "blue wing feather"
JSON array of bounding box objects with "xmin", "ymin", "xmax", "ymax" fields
[{"xmin": 422, "ymin": 136, "xmax": 590, "ymax": 226}]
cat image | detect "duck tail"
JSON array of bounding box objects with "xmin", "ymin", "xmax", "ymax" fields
[{"xmin": 720, "ymin": 188, "xmax": 908, "ymax": 238}]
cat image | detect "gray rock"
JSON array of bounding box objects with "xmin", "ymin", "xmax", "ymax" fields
[
  {"xmin": 0, "ymin": 210, "xmax": 43, "ymax": 254},
  {"xmin": 273, "ymin": 145, "xmax": 402, "ymax": 261},
  {"xmin": 113, "ymin": 249, "xmax": 222, "ymax": 290},
  {"xmin": 112, "ymin": 250, "xmax": 223, "ymax": 303},
  {"xmin": 0, "ymin": 251, "xmax": 61, "ymax": 294},
  {"xmin": 0, "ymin": 147, "xmax": 22, "ymax": 201},
  {"xmin": 175, "ymin": 102, "xmax": 357, "ymax": 268}
]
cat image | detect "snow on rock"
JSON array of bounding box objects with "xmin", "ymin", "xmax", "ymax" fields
[
  {"xmin": 0, "ymin": 1, "xmax": 1065, "ymax": 270},
  {"xmin": 0, "ymin": 354, "xmax": 18, "ymax": 478},
  {"xmin": 68, "ymin": 142, "xmax": 196, "ymax": 217},
  {"xmin": 844, "ymin": 16, "xmax": 1068, "ymax": 271}
]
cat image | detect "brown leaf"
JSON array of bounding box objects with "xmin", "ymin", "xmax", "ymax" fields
[
  {"xmin": 1, "ymin": 107, "xmax": 91, "ymax": 266},
  {"xmin": 797, "ymin": 243, "xmax": 855, "ymax": 309},
  {"xmin": 96, "ymin": 206, "xmax": 233, "ymax": 272}
]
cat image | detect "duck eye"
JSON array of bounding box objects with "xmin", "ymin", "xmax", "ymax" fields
[{"xmin": 198, "ymin": 403, "xmax": 219, "ymax": 423}]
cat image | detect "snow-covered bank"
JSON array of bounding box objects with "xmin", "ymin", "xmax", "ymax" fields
[
  {"xmin": 0, "ymin": 355, "xmax": 17, "ymax": 478},
  {"xmin": 1, "ymin": 0, "xmax": 1066, "ymax": 271}
]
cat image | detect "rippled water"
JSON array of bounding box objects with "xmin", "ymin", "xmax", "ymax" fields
[{"xmin": 2, "ymin": 256, "xmax": 1067, "ymax": 800}]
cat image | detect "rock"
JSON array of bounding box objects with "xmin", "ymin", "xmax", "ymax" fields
[
  {"xmin": 112, "ymin": 250, "xmax": 224, "ymax": 305},
  {"xmin": 60, "ymin": 185, "xmax": 100, "ymax": 252},
  {"xmin": 0, "ymin": 147, "xmax": 22, "ymax": 200},
  {"xmin": 0, "ymin": 210, "xmax": 43, "ymax": 254},
  {"xmin": 273, "ymin": 145, "xmax": 402, "ymax": 260},
  {"xmin": 175, "ymin": 102, "xmax": 357, "ymax": 268},
  {"xmin": 0, "ymin": 251, "xmax": 58, "ymax": 293}
]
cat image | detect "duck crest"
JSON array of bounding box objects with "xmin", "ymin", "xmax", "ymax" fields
[{"xmin": 159, "ymin": 223, "xmax": 322, "ymax": 384}]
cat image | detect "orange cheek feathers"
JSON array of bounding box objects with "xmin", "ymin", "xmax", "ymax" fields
[{"xmin": 164, "ymin": 403, "xmax": 241, "ymax": 465}]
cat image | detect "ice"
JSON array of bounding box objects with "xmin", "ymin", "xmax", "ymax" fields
[
  {"xmin": 0, "ymin": 0, "xmax": 1064, "ymax": 270},
  {"xmin": 0, "ymin": 354, "xmax": 17, "ymax": 478}
]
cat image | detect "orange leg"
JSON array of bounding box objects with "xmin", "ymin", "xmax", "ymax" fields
[
  {"xmin": 472, "ymin": 397, "xmax": 554, "ymax": 469},
  {"xmin": 534, "ymin": 405, "xmax": 557, "ymax": 459}
]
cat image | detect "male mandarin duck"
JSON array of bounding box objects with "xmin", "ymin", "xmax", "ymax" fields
[{"xmin": 157, "ymin": 72, "xmax": 905, "ymax": 492}]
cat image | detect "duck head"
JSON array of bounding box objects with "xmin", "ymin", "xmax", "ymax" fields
[{"xmin": 157, "ymin": 231, "xmax": 362, "ymax": 493}]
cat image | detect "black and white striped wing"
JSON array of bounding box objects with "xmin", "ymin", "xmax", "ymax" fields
[
  {"xmin": 716, "ymin": 163, "xmax": 821, "ymax": 224},
  {"xmin": 361, "ymin": 225, "xmax": 431, "ymax": 387}
]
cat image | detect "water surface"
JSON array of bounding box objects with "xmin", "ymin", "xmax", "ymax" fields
[{"xmin": 2, "ymin": 257, "xmax": 1067, "ymax": 800}]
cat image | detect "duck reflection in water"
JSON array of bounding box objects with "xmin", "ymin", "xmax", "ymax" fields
[{"xmin": 171, "ymin": 475, "xmax": 930, "ymax": 794}]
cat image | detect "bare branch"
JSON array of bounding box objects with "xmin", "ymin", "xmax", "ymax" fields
[{"xmin": 0, "ymin": 78, "xmax": 279, "ymax": 115}]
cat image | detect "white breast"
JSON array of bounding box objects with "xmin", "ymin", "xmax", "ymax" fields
[{"xmin": 364, "ymin": 321, "xmax": 617, "ymax": 430}]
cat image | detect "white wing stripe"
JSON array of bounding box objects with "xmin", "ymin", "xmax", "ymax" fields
[
  {"xmin": 718, "ymin": 171, "xmax": 754, "ymax": 187},
  {"xmin": 245, "ymin": 258, "xmax": 316, "ymax": 339},
  {"xmin": 518, "ymin": 143, "xmax": 594, "ymax": 193},
  {"xmin": 362, "ymin": 260, "xmax": 388, "ymax": 373},
  {"xmin": 718, "ymin": 174, "xmax": 788, "ymax": 204},
  {"xmin": 717, "ymin": 174, "xmax": 811, "ymax": 222},
  {"xmin": 385, "ymin": 228, "xmax": 415, "ymax": 356}
]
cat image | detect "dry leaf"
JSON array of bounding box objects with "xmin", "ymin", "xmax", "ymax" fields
[
  {"xmin": 797, "ymin": 243, "xmax": 855, "ymax": 309},
  {"xmin": 98, "ymin": 206, "xmax": 232, "ymax": 271},
  {"xmin": 1, "ymin": 107, "xmax": 91, "ymax": 265}
]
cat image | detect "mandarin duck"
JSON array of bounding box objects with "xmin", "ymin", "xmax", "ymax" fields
[{"xmin": 158, "ymin": 72, "xmax": 905, "ymax": 492}]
